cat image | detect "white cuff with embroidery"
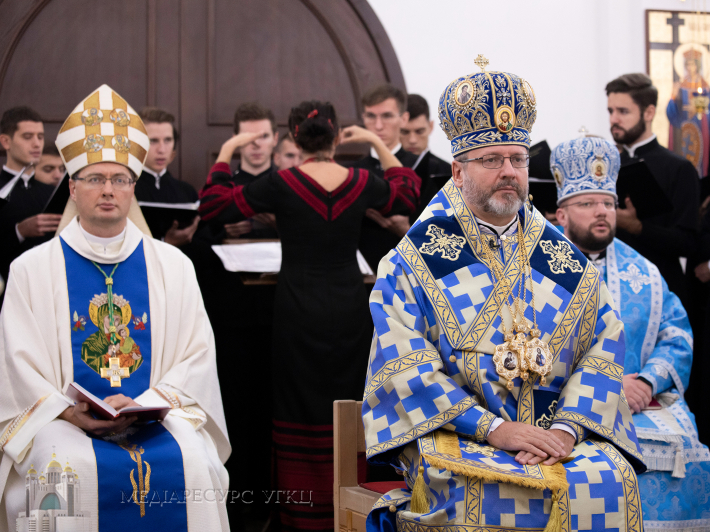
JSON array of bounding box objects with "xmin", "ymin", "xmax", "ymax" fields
[{"xmin": 486, "ymin": 418, "xmax": 576, "ymax": 439}]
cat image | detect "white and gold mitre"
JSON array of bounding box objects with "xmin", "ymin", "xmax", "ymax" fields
[{"xmin": 55, "ymin": 84, "xmax": 149, "ymax": 177}]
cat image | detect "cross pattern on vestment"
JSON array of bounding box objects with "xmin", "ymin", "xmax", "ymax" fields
[
  {"xmin": 100, "ymin": 356, "xmax": 130, "ymax": 387},
  {"xmin": 419, "ymin": 225, "xmax": 466, "ymax": 261},
  {"xmin": 540, "ymin": 240, "xmax": 583, "ymax": 275},
  {"xmin": 474, "ymin": 54, "xmax": 489, "ymax": 72}
]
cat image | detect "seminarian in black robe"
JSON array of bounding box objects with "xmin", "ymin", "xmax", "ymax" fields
[
  {"xmin": 0, "ymin": 167, "xmax": 55, "ymax": 307},
  {"xmin": 349, "ymin": 145, "xmax": 418, "ymax": 269},
  {"xmin": 135, "ymin": 168, "xmax": 199, "ymax": 240},
  {"xmin": 411, "ymin": 149, "xmax": 451, "ymax": 222},
  {"xmin": 617, "ymin": 136, "xmax": 699, "ymax": 309}
]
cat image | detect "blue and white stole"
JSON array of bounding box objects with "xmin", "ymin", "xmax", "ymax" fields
[{"xmin": 61, "ymin": 238, "xmax": 188, "ymax": 531}]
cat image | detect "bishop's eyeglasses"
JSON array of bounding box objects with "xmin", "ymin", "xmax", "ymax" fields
[
  {"xmin": 458, "ymin": 154, "xmax": 530, "ymax": 169},
  {"xmin": 73, "ymin": 175, "xmax": 135, "ymax": 190}
]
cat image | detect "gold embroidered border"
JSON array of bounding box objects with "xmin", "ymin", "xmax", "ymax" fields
[
  {"xmin": 465, "ymin": 476, "xmax": 483, "ymax": 525},
  {"xmin": 547, "ymin": 264, "xmax": 598, "ymax": 363},
  {"xmin": 397, "ymin": 237, "xmax": 463, "ymax": 345},
  {"xmin": 517, "ymin": 375, "xmax": 537, "ymax": 425},
  {"xmin": 397, "ymin": 508, "xmax": 545, "ymax": 532},
  {"xmin": 576, "ymin": 355, "xmax": 624, "ymax": 382},
  {"xmin": 558, "ymin": 488, "xmax": 572, "ymax": 532},
  {"xmin": 463, "ymin": 349, "xmax": 485, "ymax": 407},
  {"xmin": 554, "ymin": 420, "xmax": 585, "ymax": 443},
  {"xmin": 0, "ymin": 395, "xmax": 48, "ymax": 450},
  {"xmin": 553, "ymin": 411, "xmax": 644, "ymax": 461},
  {"xmin": 366, "ymin": 396, "xmax": 476, "ymax": 458},
  {"xmin": 420, "ymin": 432, "xmax": 569, "ymax": 489},
  {"xmin": 371, "ymin": 494, "xmax": 411, "ymax": 511},
  {"xmin": 153, "ymin": 386, "xmax": 181, "ymax": 409},
  {"xmin": 573, "ymin": 280, "xmax": 599, "ymax": 367},
  {"xmin": 594, "ymin": 441, "xmax": 643, "ymax": 532},
  {"xmin": 474, "ymin": 411, "xmax": 497, "ymax": 441},
  {"xmin": 457, "ymin": 208, "xmax": 547, "ymax": 353},
  {"xmin": 364, "ymin": 349, "xmax": 442, "ymax": 398}
]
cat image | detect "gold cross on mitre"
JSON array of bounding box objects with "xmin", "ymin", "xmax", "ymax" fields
[
  {"xmin": 100, "ymin": 357, "xmax": 130, "ymax": 387},
  {"xmin": 474, "ymin": 54, "xmax": 489, "ymax": 72}
]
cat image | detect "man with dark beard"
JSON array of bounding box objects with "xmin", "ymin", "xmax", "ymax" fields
[
  {"xmin": 606, "ymin": 73, "xmax": 699, "ymax": 309},
  {"xmin": 554, "ymin": 136, "xmax": 710, "ymax": 532}
]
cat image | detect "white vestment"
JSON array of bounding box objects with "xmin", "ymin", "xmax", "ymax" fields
[{"xmin": 0, "ymin": 217, "xmax": 230, "ymax": 532}]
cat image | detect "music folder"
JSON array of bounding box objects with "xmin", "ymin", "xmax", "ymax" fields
[
  {"xmin": 616, "ymin": 159, "xmax": 673, "ymax": 219},
  {"xmin": 43, "ymin": 172, "xmax": 70, "ymax": 214},
  {"xmin": 138, "ymin": 201, "xmax": 199, "ymax": 239},
  {"xmin": 527, "ymin": 140, "xmax": 558, "ymax": 214}
]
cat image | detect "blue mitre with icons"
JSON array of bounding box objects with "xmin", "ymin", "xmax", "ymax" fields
[
  {"xmin": 438, "ymin": 54, "xmax": 537, "ymax": 157},
  {"xmin": 551, "ymin": 136, "xmax": 620, "ymax": 205}
]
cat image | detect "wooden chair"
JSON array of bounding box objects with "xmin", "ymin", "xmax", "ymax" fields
[{"xmin": 333, "ymin": 400, "xmax": 406, "ymax": 532}]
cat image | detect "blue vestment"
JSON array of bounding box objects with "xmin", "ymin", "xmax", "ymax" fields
[
  {"xmin": 363, "ymin": 181, "xmax": 645, "ymax": 532},
  {"xmin": 595, "ymin": 238, "xmax": 710, "ymax": 530}
]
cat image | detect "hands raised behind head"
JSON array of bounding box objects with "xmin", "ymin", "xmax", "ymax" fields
[
  {"xmin": 17, "ymin": 213, "xmax": 62, "ymax": 239},
  {"xmin": 623, "ymin": 373, "xmax": 653, "ymax": 414},
  {"xmin": 366, "ymin": 209, "xmax": 410, "ymax": 238},
  {"xmin": 486, "ymin": 421, "xmax": 574, "ymax": 465},
  {"xmin": 224, "ymin": 220, "xmax": 252, "ymax": 238},
  {"xmin": 164, "ymin": 216, "xmax": 200, "ymax": 247},
  {"xmin": 340, "ymin": 125, "xmax": 378, "ymax": 146}
]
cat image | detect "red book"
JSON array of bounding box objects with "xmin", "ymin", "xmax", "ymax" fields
[
  {"xmin": 643, "ymin": 398, "xmax": 663, "ymax": 411},
  {"xmin": 66, "ymin": 382, "xmax": 170, "ymax": 422}
]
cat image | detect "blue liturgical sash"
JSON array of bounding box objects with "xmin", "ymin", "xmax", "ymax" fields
[{"xmin": 60, "ymin": 238, "xmax": 188, "ymax": 531}]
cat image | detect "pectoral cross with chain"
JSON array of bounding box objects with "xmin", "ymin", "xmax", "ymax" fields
[{"xmin": 100, "ymin": 356, "xmax": 130, "ymax": 387}]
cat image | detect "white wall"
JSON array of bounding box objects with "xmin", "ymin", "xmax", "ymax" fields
[{"xmin": 368, "ymin": 0, "xmax": 691, "ymax": 162}]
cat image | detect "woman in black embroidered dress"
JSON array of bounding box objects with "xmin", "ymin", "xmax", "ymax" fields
[{"xmin": 199, "ymin": 101, "xmax": 419, "ymax": 532}]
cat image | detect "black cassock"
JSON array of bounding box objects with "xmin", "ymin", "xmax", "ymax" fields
[
  {"xmin": 349, "ymin": 147, "xmax": 417, "ymax": 269},
  {"xmin": 0, "ymin": 169, "xmax": 54, "ymax": 307},
  {"xmin": 617, "ymin": 138, "xmax": 699, "ymax": 308},
  {"xmin": 135, "ymin": 169, "xmax": 198, "ymax": 203},
  {"xmin": 410, "ymin": 149, "xmax": 452, "ymax": 223}
]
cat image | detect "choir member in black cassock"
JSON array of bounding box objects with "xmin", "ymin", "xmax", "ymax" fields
[
  {"xmin": 0, "ymin": 107, "xmax": 61, "ymax": 308},
  {"xmin": 348, "ymin": 84, "xmax": 418, "ymax": 270},
  {"xmin": 606, "ymin": 74, "xmax": 699, "ymax": 310},
  {"xmin": 135, "ymin": 108, "xmax": 199, "ymax": 246},
  {"xmin": 401, "ymin": 94, "xmax": 452, "ymax": 222}
]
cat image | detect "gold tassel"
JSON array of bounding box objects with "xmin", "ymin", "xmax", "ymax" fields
[
  {"xmin": 410, "ymin": 465, "xmax": 429, "ymax": 514},
  {"xmin": 543, "ymin": 490, "xmax": 562, "ymax": 532}
]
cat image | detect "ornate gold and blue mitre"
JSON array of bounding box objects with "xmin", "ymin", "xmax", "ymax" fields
[
  {"xmin": 55, "ymin": 84, "xmax": 149, "ymax": 178},
  {"xmin": 438, "ymin": 54, "xmax": 537, "ymax": 157},
  {"xmin": 552, "ymin": 136, "xmax": 620, "ymax": 205}
]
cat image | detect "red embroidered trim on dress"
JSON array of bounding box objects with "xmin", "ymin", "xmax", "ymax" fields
[{"xmin": 279, "ymin": 169, "xmax": 329, "ymax": 220}]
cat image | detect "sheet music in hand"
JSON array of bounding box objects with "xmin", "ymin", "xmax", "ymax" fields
[{"xmin": 66, "ymin": 382, "xmax": 170, "ymax": 421}]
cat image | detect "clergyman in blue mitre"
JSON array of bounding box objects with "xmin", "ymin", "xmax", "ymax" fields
[
  {"xmin": 553, "ymin": 136, "xmax": 710, "ymax": 531},
  {"xmin": 362, "ymin": 56, "xmax": 646, "ymax": 532}
]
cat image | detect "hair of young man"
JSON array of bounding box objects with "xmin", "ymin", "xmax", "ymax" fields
[
  {"xmin": 605, "ymin": 73, "xmax": 658, "ymax": 112},
  {"xmin": 275, "ymin": 134, "xmax": 296, "ymax": 152},
  {"xmin": 139, "ymin": 107, "xmax": 180, "ymax": 145},
  {"xmin": 362, "ymin": 84, "xmax": 407, "ymax": 114},
  {"xmin": 0, "ymin": 106, "xmax": 43, "ymax": 137},
  {"xmin": 42, "ymin": 144, "xmax": 60, "ymax": 157},
  {"xmin": 233, "ymin": 102, "xmax": 277, "ymax": 134},
  {"xmin": 407, "ymin": 94, "xmax": 430, "ymax": 121}
]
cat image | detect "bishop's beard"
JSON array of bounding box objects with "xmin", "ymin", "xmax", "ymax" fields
[{"xmin": 462, "ymin": 176, "xmax": 528, "ymax": 218}]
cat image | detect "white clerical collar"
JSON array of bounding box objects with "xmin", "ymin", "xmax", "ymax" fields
[
  {"xmin": 3, "ymin": 164, "xmax": 35, "ymax": 188},
  {"xmin": 79, "ymin": 223, "xmax": 127, "ymax": 255},
  {"xmin": 475, "ymin": 214, "xmax": 518, "ymax": 237},
  {"xmin": 623, "ymin": 133, "xmax": 656, "ymax": 158},
  {"xmin": 370, "ymin": 142, "xmax": 402, "ymax": 160},
  {"xmin": 412, "ymin": 149, "xmax": 429, "ymax": 171},
  {"xmin": 142, "ymin": 167, "xmax": 167, "ymax": 189}
]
